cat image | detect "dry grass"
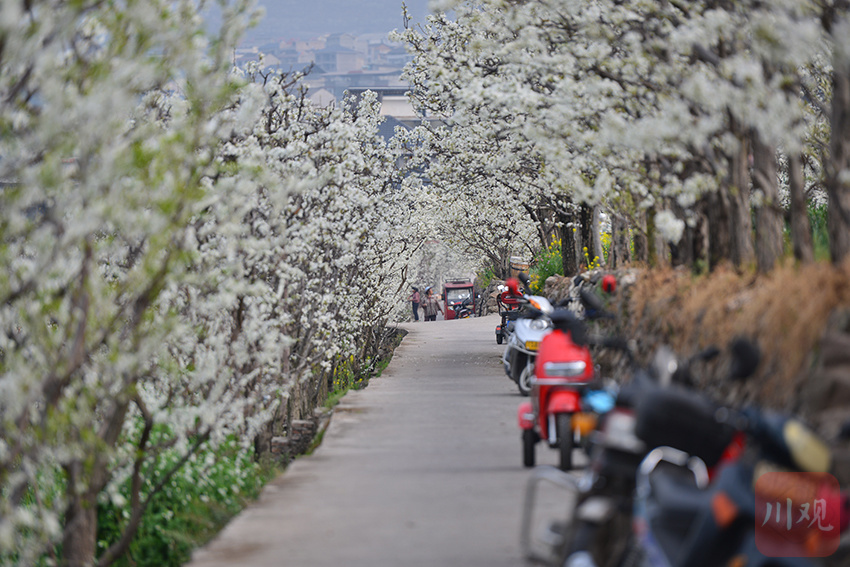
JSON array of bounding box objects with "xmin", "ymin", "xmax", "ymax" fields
[{"xmin": 618, "ymin": 259, "xmax": 850, "ymax": 412}]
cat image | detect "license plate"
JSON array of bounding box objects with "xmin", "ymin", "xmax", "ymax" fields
[{"xmin": 525, "ymin": 341, "xmax": 539, "ymax": 351}]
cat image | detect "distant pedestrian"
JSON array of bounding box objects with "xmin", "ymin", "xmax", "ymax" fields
[
  {"xmin": 408, "ymin": 286, "xmax": 421, "ymax": 321},
  {"xmin": 421, "ymin": 286, "xmax": 443, "ymax": 322}
]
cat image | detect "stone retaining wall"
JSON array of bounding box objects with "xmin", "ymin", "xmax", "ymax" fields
[{"xmin": 256, "ymin": 326, "xmax": 407, "ymax": 466}]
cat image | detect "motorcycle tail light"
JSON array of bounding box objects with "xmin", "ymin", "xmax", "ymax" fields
[
  {"xmin": 599, "ymin": 409, "xmax": 644, "ymax": 453},
  {"xmin": 603, "ymin": 410, "xmax": 634, "ymax": 436},
  {"xmin": 573, "ymin": 412, "xmax": 597, "ymax": 437}
]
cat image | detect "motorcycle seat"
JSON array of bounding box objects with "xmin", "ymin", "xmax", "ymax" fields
[{"xmin": 635, "ymin": 386, "xmax": 736, "ymax": 468}]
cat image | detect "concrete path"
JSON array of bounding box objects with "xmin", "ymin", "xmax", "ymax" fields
[{"xmin": 187, "ymin": 314, "xmax": 562, "ymax": 567}]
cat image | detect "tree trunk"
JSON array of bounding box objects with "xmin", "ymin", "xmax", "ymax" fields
[
  {"xmin": 706, "ymin": 189, "xmax": 732, "ymax": 269},
  {"xmin": 63, "ymin": 397, "xmax": 129, "ymax": 567},
  {"xmin": 592, "ymin": 206, "xmax": 605, "ymax": 266},
  {"xmin": 633, "ymin": 210, "xmax": 649, "ymax": 264},
  {"xmin": 752, "ymin": 135, "xmax": 784, "ymax": 273},
  {"xmin": 788, "ymin": 153, "xmax": 814, "ymax": 263},
  {"xmin": 729, "ymin": 132, "xmax": 756, "ymax": 268},
  {"xmin": 828, "ymin": 58, "xmax": 850, "ymax": 263},
  {"xmin": 579, "ymin": 204, "xmax": 593, "ymax": 268},
  {"xmin": 63, "ymin": 464, "xmax": 98, "ymax": 567},
  {"xmin": 708, "ymin": 131, "xmax": 754, "ymax": 270},
  {"xmin": 651, "ymin": 214, "xmax": 668, "ymax": 268},
  {"xmin": 670, "ymin": 205, "xmax": 693, "ymax": 269},
  {"xmin": 610, "ymin": 213, "xmax": 631, "ymax": 268},
  {"xmin": 693, "ymin": 207, "xmax": 710, "ymax": 273},
  {"xmin": 643, "ymin": 210, "xmax": 659, "ymax": 267},
  {"xmin": 486, "ymin": 249, "xmax": 512, "ymax": 280},
  {"xmin": 556, "ymin": 208, "xmax": 579, "ymax": 276},
  {"xmin": 524, "ymin": 202, "xmax": 552, "ymax": 251},
  {"xmin": 500, "ymin": 252, "xmax": 512, "ymax": 280}
]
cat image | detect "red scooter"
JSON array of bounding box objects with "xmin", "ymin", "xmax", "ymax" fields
[{"xmin": 518, "ymin": 306, "xmax": 598, "ymax": 471}]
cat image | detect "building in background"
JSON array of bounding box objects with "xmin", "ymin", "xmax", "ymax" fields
[{"xmin": 235, "ymin": 31, "xmax": 433, "ymax": 142}]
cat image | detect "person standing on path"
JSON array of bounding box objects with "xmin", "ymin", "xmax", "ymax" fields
[
  {"xmin": 408, "ymin": 286, "xmax": 421, "ymax": 321},
  {"xmin": 421, "ymin": 286, "xmax": 443, "ymax": 322}
]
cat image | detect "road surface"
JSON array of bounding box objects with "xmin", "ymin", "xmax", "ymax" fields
[{"xmin": 187, "ymin": 314, "xmax": 567, "ymax": 567}]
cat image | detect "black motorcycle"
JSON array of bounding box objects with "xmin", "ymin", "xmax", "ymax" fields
[
  {"xmin": 538, "ymin": 339, "xmax": 850, "ymax": 567},
  {"xmin": 521, "ymin": 342, "xmax": 725, "ymax": 567},
  {"xmin": 622, "ymin": 389, "xmax": 850, "ymax": 567}
]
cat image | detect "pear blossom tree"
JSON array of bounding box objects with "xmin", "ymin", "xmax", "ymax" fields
[
  {"xmin": 0, "ymin": 1, "xmax": 276, "ymax": 563},
  {"xmin": 402, "ymin": 0, "xmax": 849, "ymax": 272},
  {"xmin": 0, "ymin": 2, "xmax": 426, "ymax": 566},
  {"xmin": 821, "ymin": 0, "xmax": 850, "ymax": 262},
  {"xmin": 396, "ymin": 2, "xmax": 677, "ymax": 271},
  {"xmin": 3, "ymin": 0, "xmax": 850, "ymax": 564},
  {"xmin": 394, "ymin": 7, "xmax": 593, "ymax": 277},
  {"xmin": 219, "ymin": 66, "xmax": 423, "ymax": 418},
  {"xmin": 396, "ymin": 119, "xmax": 544, "ymax": 279},
  {"xmin": 614, "ymin": 0, "xmax": 826, "ymax": 271}
]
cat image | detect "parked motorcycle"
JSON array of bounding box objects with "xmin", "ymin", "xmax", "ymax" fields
[
  {"xmin": 520, "ymin": 341, "xmax": 746, "ymax": 566},
  {"xmin": 548, "ymin": 339, "xmax": 850, "ymax": 567},
  {"xmin": 501, "ymin": 276, "xmax": 555, "ymax": 396},
  {"xmin": 517, "ymin": 308, "xmax": 599, "ymax": 471},
  {"xmin": 515, "ymin": 273, "xmax": 621, "ymax": 470},
  {"xmin": 496, "ymin": 284, "xmax": 522, "ymax": 345},
  {"xmin": 624, "ymin": 388, "xmax": 850, "ymax": 567}
]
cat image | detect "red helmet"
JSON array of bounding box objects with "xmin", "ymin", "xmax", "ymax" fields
[{"xmin": 602, "ymin": 274, "xmax": 617, "ymax": 294}]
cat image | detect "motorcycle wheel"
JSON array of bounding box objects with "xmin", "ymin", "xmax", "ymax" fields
[
  {"xmin": 497, "ymin": 333, "xmax": 503, "ymax": 345},
  {"xmin": 523, "ymin": 429, "xmax": 536, "ymax": 467},
  {"xmin": 518, "ymin": 363, "xmax": 534, "ymax": 397},
  {"xmin": 557, "ymin": 413, "xmax": 574, "ymax": 471}
]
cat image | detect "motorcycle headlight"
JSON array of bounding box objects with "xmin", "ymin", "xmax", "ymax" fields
[
  {"xmin": 543, "ymin": 360, "xmax": 586, "ymax": 377},
  {"xmin": 530, "ymin": 319, "xmax": 551, "ymax": 331}
]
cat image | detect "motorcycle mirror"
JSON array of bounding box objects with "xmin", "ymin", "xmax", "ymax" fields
[
  {"xmin": 601, "ymin": 336, "xmax": 630, "ymax": 351},
  {"xmin": 650, "ymin": 345, "xmax": 679, "ymax": 387},
  {"xmin": 550, "ymin": 309, "xmax": 588, "ymax": 345},
  {"xmin": 697, "ymin": 346, "xmax": 721, "ymax": 362},
  {"xmin": 518, "ymin": 272, "xmax": 531, "ymax": 287},
  {"xmin": 728, "ymin": 337, "xmax": 761, "ymax": 381}
]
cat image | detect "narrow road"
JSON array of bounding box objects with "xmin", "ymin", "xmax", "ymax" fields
[{"xmin": 188, "ymin": 314, "xmax": 562, "ymax": 567}]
